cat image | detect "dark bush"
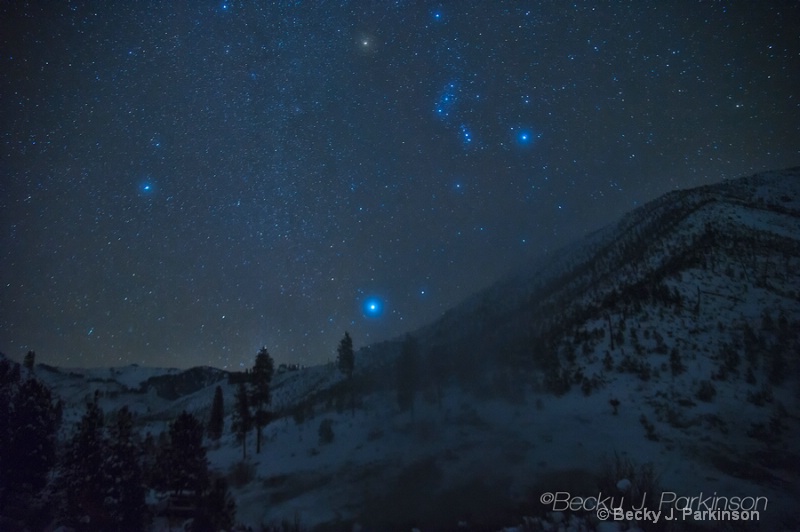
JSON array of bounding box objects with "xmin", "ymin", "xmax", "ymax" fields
[{"xmin": 695, "ymin": 380, "xmax": 716, "ymax": 402}]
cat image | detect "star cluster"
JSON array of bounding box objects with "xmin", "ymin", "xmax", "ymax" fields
[{"xmin": 1, "ymin": 1, "xmax": 798, "ymax": 368}]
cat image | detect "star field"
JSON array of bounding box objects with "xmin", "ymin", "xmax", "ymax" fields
[{"xmin": 1, "ymin": 1, "xmax": 798, "ymax": 368}]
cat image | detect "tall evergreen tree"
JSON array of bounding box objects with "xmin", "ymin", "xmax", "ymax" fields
[
  {"xmin": 150, "ymin": 430, "xmax": 172, "ymax": 492},
  {"xmin": 207, "ymin": 385, "xmax": 225, "ymax": 441},
  {"xmin": 336, "ymin": 332, "xmax": 355, "ymax": 379},
  {"xmin": 161, "ymin": 411, "xmax": 209, "ymax": 496},
  {"xmin": 0, "ymin": 358, "xmax": 18, "ymax": 490},
  {"xmin": 140, "ymin": 431, "xmax": 158, "ymax": 487},
  {"xmin": 58, "ymin": 395, "xmax": 110, "ymax": 531},
  {"xmin": 104, "ymin": 406, "xmax": 148, "ymax": 531},
  {"xmin": 23, "ymin": 350, "xmax": 35, "ymax": 370},
  {"xmin": 396, "ymin": 334, "xmax": 419, "ymax": 414},
  {"xmin": 336, "ymin": 332, "xmax": 356, "ymax": 414},
  {"xmin": 232, "ymin": 382, "xmax": 252, "ymax": 459},
  {"xmin": 251, "ymin": 347, "xmax": 274, "ymax": 454},
  {"xmin": 0, "ymin": 362, "xmax": 61, "ymax": 529}
]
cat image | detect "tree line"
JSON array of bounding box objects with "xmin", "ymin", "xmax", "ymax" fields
[{"xmin": 0, "ymin": 331, "xmax": 436, "ymax": 530}]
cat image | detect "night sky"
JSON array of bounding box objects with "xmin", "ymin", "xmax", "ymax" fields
[{"xmin": 2, "ymin": 1, "xmax": 798, "ymax": 369}]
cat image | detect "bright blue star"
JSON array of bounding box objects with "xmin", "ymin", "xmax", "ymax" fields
[
  {"xmin": 362, "ymin": 297, "xmax": 383, "ymax": 318},
  {"xmin": 513, "ymin": 127, "xmax": 541, "ymax": 147},
  {"xmin": 139, "ymin": 181, "xmax": 155, "ymax": 196}
]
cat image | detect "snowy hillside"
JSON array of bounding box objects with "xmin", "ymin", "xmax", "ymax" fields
[{"xmin": 5, "ymin": 167, "xmax": 799, "ymax": 531}]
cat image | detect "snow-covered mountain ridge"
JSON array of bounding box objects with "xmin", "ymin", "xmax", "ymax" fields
[
  {"xmin": 408, "ymin": 166, "xmax": 800, "ymax": 367},
  {"xmin": 7, "ymin": 167, "xmax": 800, "ymax": 531}
]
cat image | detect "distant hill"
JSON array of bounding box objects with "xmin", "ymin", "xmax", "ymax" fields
[{"xmin": 137, "ymin": 365, "xmax": 228, "ymax": 401}]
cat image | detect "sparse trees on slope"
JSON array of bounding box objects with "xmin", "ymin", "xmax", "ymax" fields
[
  {"xmin": 232, "ymin": 382, "xmax": 252, "ymax": 459},
  {"xmin": 207, "ymin": 385, "xmax": 224, "ymax": 441},
  {"xmin": 251, "ymin": 347, "xmax": 274, "ymax": 454}
]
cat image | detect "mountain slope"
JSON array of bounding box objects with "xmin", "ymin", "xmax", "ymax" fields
[
  {"xmin": 266, "ymin": 166, "xmax": 800, "ymax": 529},
  {"xmin": 218, "ymin": 166, "xmax": 798, "ymax": 530},
  {"xmin": 410, "ymin": 166, "xmax": 800, "ymax": 373}
]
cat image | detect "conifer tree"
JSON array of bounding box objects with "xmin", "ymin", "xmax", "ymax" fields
[
  {"xmin": 251, "ymin": 347, "xmax": 274, "ymax": 454},
  {"xmin": 150, "ymin": 430, "xmax": 172, "ymax": 492},
  {"xmin": 23, "ymin": 350, "xmax": 35, "ymax": 370},
  {"xmin": 6, "ymin": 377, "xmax": 60, "ymax": 495},
  {"xmin": 336, "ymin": 332, "xmax": 355, "ymax": 379},
  {"xmin": 58, "ymin": 395, "xmax": 110, "ymax": 530},
  {"xmin": 336, "ymin": 332, "xmax": 356, "ymax": 414},
  {"xmin": 162, "ymin": 411, "xmax": 208, "ymax": 496},
  {"xmin": 0, "ymin": 361, "xmax": 61, "ymax": 529},
  {"xmin": 232, "ymin": 382, "xmax": 252, "ymax": 459},
  {"xmin": 207, "ymin": 385, "xmax": 224, "ymax": 441},
  {"xmin": 140, "ymin": 431, "xmax": 157, "ymax": 487},
  {"xmin": 104, "ymin": 406, "xmax": 148, "ymax": 531}
]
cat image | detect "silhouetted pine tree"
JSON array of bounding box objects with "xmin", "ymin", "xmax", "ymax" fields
[
  {"xmin": 23, "ymin": 350, "xmax": 35, "ymax": 370},
  {"xmin": 337, "ymin": 332, "xmax": 356, "ymax": 414},
  {"xmin": 0, "ymin": 359, "xmax": 61, "ymax": 530},
  {"xmin": 140, "ymin": 431, "xmax": 158, "ymax": 487},
  {"xmin": 58, "ymin": 395, "xmax": 110, "ymax": 531},
  {"xmin": 232, "ymin": 382, "xmax": 252, "ymax": 459},
  {"xmin": 207, "ymin": 385, "xmax": 224, "ymax": 441},
  {"xmin": 251, "ymin": 347, "xmax": 274, "ymax": 454},
  {"xmin": 150, "ymin": 430, "xmax": 173, "ymax": 492},
  {"xmin": 104, "ymin": 406, "xmax": 148, "ymax": 531},
  {"xmin": 337, "ymin": 332, "xmax": 355, "ymax": 379},
  {"xmin": 162, "ymin": 411, "xmax": 209, "ymax": 496}
]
